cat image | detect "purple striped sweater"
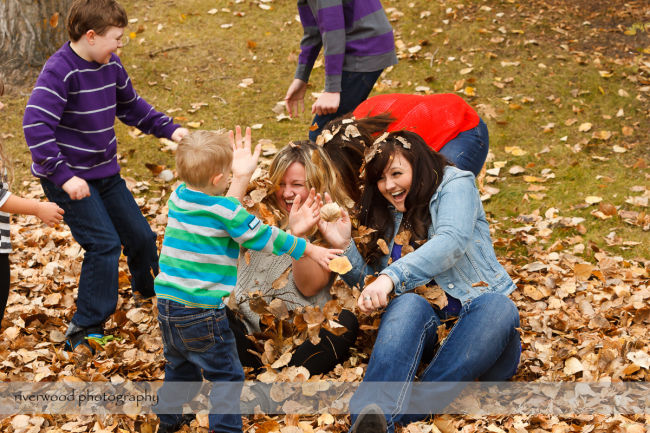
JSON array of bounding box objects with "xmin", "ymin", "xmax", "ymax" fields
[
  {"xmin": 23, "ymin": 42, "xmax": 179, "ymax": 187},
  {"xmin": 296, "ymin": 0, "xmax": 397, "ymax": 93}
]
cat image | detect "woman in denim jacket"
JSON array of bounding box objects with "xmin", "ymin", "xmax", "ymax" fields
[{"xmin": 320, "ymin": 130, "xmax": 521, "ymax": 433}]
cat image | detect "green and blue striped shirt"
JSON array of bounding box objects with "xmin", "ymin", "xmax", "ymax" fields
[{"xmin": 154, "ymin": 184, "xmax": 306, "ymax": 308}]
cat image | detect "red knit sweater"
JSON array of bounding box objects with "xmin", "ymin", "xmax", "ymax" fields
[{"xmin": 353, "ymin": 93, "xmax": 480, "ymax": 151}]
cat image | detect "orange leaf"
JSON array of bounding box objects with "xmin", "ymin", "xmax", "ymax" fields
[{"xmin": 49, "ymin": 12, "xmax": 59, "ymax": 28}]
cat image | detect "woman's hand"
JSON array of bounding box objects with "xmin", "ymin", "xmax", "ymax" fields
[
  {"xmin": 317, "ymin": 193, "xmax": 351, "ymax": 249},
  {"xmin": 358, "ymin": 274, "xmax": 394, "ymax": 314},
  {"xmin": 62, "ymin": 176, "xmax": 90, "ymax": 200},
  {"xmin": 288, "ymin": 188, "xmax": 321, "ymax": 238}
]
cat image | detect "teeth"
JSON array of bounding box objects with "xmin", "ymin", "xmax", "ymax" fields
[{"xmin": 391, "ymin": 191, "xmax": 404, "ymax": 197}]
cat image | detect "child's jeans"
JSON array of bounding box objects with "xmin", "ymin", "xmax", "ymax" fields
[
  {"xmin": 309, "ymin": 69, "xmax": 384, "ymax": 142},
  {"xmin": 41, "ymin": 174, "xmax": 158, "ymax": 328},
  {"xmin": 156, "ymin": 299, "xmax": 244, "ymax": 433}
]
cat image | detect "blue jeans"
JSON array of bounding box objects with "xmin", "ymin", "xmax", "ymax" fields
[
  {"xmin": 349, "ymin": 293, "xmax": 520, "ymax": 433},
  {"xmin": 438, "ymin": 118, "xmax": 489, "ymax": 177},
  {"xmin": 308, "ymin": 69, "xmax": 384, "ymax": 142},
  {"xmin": 156, "ymin": 299, "xmax": 244, "ymax": 433},
  {"xmin": 41, "ymin": 174, "xmax": 158, "ymax": 328}
]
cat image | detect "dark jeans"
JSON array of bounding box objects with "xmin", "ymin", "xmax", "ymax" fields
[
  {"xmin": 156, "ymin": 299, "xmax": 244, "ymax": 433},
  {"xmin": 41, "ymin": 174, "xmax": 158, "ymax": 328},
  {"xmin": 0, "ymin": 253, "xmax": 8, "ymax": 328},
  {"xmin": 227, "ymin": 307, "xmax": 359, "ymax": 375},
  {"xmin": 309, "ymin": 69, "xmax": 384, "ymax": 142},
  {"xmin": 438, "ymin": 118, "xmax": 490, "ymax": 177},
  {"xmin": 349, "ymin": 293, "xmax": 521, "ymax": 433}
]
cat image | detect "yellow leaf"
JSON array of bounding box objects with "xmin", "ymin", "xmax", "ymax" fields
[
  {"xmin": 578, "ymin": 122, "xmax": 592, "ymax": 132},
  {"xmin": 598, "ymin": 70, "xmax": 613, "ymax": 78},
  {"xmin": 523, "ymin": 176, "xmax": 543, "ymax": 183},
  {"xmin": 574, "ymin": 263, "xmax": 594, "ymax": 280},
  {"xmin": 504, "ymin": 146, "xmax": 527, "ymax": 156},
  {"xmin": 464, "ymin": 86, "xmax": 475, "ymax": 96},
  {"xmin": 585, "ymin": 196, "xmax": 603, "ymax": 204},
  {"xmin": 187, "ymin": 121, "xmax": 202, "ymax": 128},
  {"xmin": 592, "ymin": 130, "xmax": 612, "ymax": 140},
  {"xmin": 612, "ymin": 145, "xmax": 627, "ymax": 153},
  {"xmin": 329, "ymin": 256, "xmax": 352, "ymax": 274},
  {"xmin": 129, "ymin": 32, "xmax": 137, "ymax": 40}
]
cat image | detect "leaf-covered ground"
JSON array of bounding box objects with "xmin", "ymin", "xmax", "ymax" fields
[{"xmin": 0, "ymin": 0, "xmax": 649, "ymax": 432}]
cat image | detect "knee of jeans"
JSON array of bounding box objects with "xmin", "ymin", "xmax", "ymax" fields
[
  {"xmin": 383, "ymin": 293, "xmax": 435, "ymax": 332},
  {"xmin": 88, "ymin": 235, "xmax": 121, "ymax": 256},
  {"xmin": 474, "ymin": 293, "xmax": 520, "ymax": 329}
]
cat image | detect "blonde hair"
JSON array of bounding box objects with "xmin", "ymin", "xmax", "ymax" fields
[
  {"xmin": 268, "ymin": 141, "xmax": 351, "ymax": 226},
  {"xmin": 176, "ymin": 130, "xmax": 232, "ymax": 187}
]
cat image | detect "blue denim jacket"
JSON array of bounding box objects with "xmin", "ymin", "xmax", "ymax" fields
[{"xmin": 341, "ymin": 166, "xmax": 516, "ymax": 304}]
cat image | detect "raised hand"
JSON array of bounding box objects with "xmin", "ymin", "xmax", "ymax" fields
[
  {"xmin": 230, "ymin": 126, "xmax": 261, "ymax": 179},
  {"xmin": 288, "ymin": 188, "xmax": 321, "ymax": 237},
  {"xmin": 226, "ymin": 126, "xmax": 261, "ymax": 201},
  {"xmin": 317, "ymin": 192, "xmax": 351, "ymax": 249}
]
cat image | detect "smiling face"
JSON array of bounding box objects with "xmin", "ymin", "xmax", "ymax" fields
[
  {"xmin": 87, "ymin": 26, "xmax": 124, "ymax": 64},
  {"xmin": 377, "ymin": 151, "xmax": 413, "ymax": 213},
  {"xmin": 275, "ymin": 162, "xmax": 310, "ymax": 213}
]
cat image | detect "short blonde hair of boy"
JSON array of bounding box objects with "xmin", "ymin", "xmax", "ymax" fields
[{"xmin": 176, "ymin": 130, "xmax": 232, "ymax": 187}]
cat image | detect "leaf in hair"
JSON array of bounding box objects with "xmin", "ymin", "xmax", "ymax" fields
[
  {"xmin": 345, "ymin": 124, "xmax": 361, "ymax": 138},
  {"xmin": 377, "ymin": 238, "xmax": 390, "ymax": 255},
  {"xmin": 396, "ymin": 136, "xmax": 411, "ymax": 149},
  {"xmin": 341, "ymin": 118, "xmax": 354, "ymax": 124}
]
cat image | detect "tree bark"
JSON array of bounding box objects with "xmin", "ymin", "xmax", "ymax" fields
[{"xmin": 0, "ymin": 0, "xmax": 72, "ymax": 86}]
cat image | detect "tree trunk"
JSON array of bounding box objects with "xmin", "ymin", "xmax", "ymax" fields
[{"xmin": 0, "ymin": 0, "xmax": 72, "ymax": 86}]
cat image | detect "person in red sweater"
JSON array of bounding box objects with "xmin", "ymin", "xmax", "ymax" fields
[{"xmin": 320, "ymin": 93, "xmax": 488, "ymax": 202}]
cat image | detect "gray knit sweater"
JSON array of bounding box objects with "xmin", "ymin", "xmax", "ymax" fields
[{"xmin": 234, "ymin": 250, "xmax": 332, "ymax": 333}]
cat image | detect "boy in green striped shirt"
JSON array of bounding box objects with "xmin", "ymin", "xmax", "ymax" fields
[{"xmin": 154, "ymin": 128, "xmax": 342, "ymax": 433}]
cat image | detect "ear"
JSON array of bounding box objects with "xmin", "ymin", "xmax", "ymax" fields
[
  {"xmin": 85, "ymin": 29, "xmax": 97, "ymax": 44},
  {"xmin": 210, "ymin": 173, "xmax": 224, "ymax": 186}
]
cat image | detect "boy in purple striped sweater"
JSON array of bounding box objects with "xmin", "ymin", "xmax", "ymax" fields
[
  {"xmin": 23, "ymin": 0, "xmax": 188, "ymax": 354},
  {"xmin": 284, "ymin": 0, "xmax": 398, "ymax": 142}
]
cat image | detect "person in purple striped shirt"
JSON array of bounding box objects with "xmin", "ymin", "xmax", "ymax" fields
[
  {"xmin": 284, "ymin": 0, "xmax": 398, "ymax": 142},
  {"xmin": 23, "ymin": 0, "xmax": 188, "ymax": 354}
]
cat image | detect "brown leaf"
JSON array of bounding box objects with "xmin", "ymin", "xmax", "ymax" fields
[
  {"xmin": 49, "ymin": 12, "xmax": 59, "ymax": 28},
  {"xmin": 377, "ymin": 238, "xmax": 389, "ymax": 255},
  {"xmin": 272, "ymin": 267, "xmax": 291, "ymax": 290}
]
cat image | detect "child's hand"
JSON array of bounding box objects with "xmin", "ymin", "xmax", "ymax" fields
[
  {"xmin": 285, "ymin": 79, "xmax": 307, "ymax": 118},
  {"xmin": 312, "ymin": 92, "xmax": 340, "ymax": 116},
  {"xmin": 171, "ymin": 127, "xmax": 189, "ymax": 143},
  {"xmin": 230, "ymin": 126, "xmax": 261, "ymax": 180},
  {"xmin": 36, "ymin": 202, "xmax": 64, "ymax": 227},
  {"xmin": 317, "ymin": 193, "xmax": 351, "ymax": 249},
  {"xmin": 288, "ymin": 188, "xmax": 321, "ymax": 237},
  {"xmin": 303, "ymin": 243, "xmax": 343, "ymax": 272},
  {"xmin": 62, "ymin": 176, "xmax": 90, "ymax": 200},
  {"xmin": 358, "ymin": 274, "xmax": 393, "ymax": 314}
]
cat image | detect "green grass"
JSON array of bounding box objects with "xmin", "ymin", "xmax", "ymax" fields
[{"xmin": 1, "ymin": 0, "xmax": 648, "ymax": 261}]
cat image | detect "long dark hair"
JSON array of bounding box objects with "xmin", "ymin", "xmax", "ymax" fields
[
  {"xmin": 358, "ymin": 130, "xmax": 452, "ymax": 265},
  {"xmin": 320, "ymin": 114, "xmax": 395, "ymax": 203}
]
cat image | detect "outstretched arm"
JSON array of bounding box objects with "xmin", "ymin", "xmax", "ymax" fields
[{"xmin": 0, "ymin": 195, "xmax": 64, "ymax": 227}]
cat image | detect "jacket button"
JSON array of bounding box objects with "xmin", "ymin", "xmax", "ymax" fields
[{"xmin": 448, "ymin": 283, "xmax": 454, "ymax": 289}]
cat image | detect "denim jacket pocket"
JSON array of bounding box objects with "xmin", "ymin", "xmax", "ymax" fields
[{"xmin": 176, "ymin": 316, "xmax": 218, "ymax": 352}]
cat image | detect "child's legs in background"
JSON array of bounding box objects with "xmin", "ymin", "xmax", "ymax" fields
[
  {"xmin": 157, "ymin": 299, "xmax": 245, "ymax": 433},
  {"xmin": 0, "ymin": 253, "xmax": 9, "ymax": 328},
  {"xmin": 100, "ymin": 175, "xmax": 158, "ymax": 297},
  {"xmin": 309, "ymin": 69, "xmax": 383, "ymax": 142},
  {"xmin": 41, "ymin": 178, "xmax": 121, "ymax": 328}
]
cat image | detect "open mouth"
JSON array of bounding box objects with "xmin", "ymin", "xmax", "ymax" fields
[{"xmin": 391, "ymin": 190, "xmax": 406, "ymax": 201}]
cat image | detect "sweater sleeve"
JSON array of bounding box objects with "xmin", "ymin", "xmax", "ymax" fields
[
  {"xmin": 314, "ymin": 0, "xmax": 345, "ymax": 92},
  {"xmin": 114, "ymin": 57, "xmax": 179, "ymax": 139},
  {"xmin": 222, "ymin": 198, "xmax": 307, "ymax": 260},
  {"xmin": 23, "ymin": 67, "xmax": 76, "ymax": 186},
  {"xmin": 295, "ymin": 0, "xmax": 323, "ymax": 83}
]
